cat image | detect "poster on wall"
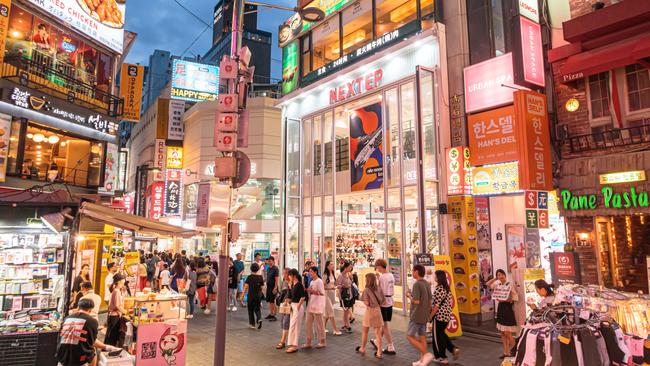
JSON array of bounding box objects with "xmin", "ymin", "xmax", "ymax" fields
[
  {"xmin": 281, "ymin": 40, "xmax": 299, "ymax": 95},
  {"xmin": 136, "ymin": 320, "xmax": 187, "ymax": 366},
  {"xmin": 0, "ymin": 113, "xmax": 11, "ymax": 182},
  {"xmin": 433, "ymin": 255, "xmax": 463, "ymax": 338},
  {"xmin": 448, "ymin": 196, "xmax": 480, "ymax": 314},
  {"xmin": 549, "ymin": 252, "xmax": 581, "ymax": 286},
  {"xmin": 474, "ymin": 197, "xmax": 493, "ymax": 314},
  {"xmin": 524, "ymin": 228, "xmax": 541, "ymax": 268},
  {"xmin": 99, "ymin": 143, "xmax": 118, "ymax": 194},
  {"xmin": 350, "ymin": 102, "xmax": 383, "ymax": 191},
  {"xmin": 506, "ymin": 224, "xmax": 526, "ymax": 272}
]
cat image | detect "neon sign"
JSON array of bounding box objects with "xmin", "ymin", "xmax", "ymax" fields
[{"xmin": 561, "ymin": 187, "xmax": 650, "ymax": 210}]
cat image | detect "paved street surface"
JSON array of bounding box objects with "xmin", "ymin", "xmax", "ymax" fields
[{"xmin": 186, "ymin": 303, "xmax": 504, "ymax": 366}]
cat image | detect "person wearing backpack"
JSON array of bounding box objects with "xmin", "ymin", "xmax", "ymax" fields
[{"xmin": 430, "ymin": 270, "xmax": 460, "ymax": 364}]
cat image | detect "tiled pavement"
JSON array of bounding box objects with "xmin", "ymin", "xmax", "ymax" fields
[{"xmin": 184, "ymin": 302, "xmax": 505, "ymax": 366}]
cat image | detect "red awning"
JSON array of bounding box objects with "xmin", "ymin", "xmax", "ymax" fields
[{"xmin": 559, "ymin": 32, "xmax": 650, "ymax": 81}]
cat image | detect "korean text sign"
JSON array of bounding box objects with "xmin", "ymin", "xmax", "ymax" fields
[
  {"xmin": 446, "ymin": 147, "xmax": 471, "ymax": 195},
  {"xmin": 149, "ymin": 182, "xmax": 165, "ymax": 220},
  {"xmin": 171, "ymin": 60, "xmax": 219, "ymax": 102},
  {"xmin": 468, "ymin": 105, "xmax": 518, "ymax": 166},
  {"xmin": 515, "ymin": 91, "xmax": 552, "ymax": 191},
  {"xmin": 119, "ymin": 64, "xmax": 144, "ymax": 122}
]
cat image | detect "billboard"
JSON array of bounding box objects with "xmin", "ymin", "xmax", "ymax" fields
[
  {"xmin": 350, "ymin": 102, "xmax": 383, "ymax": 192},
  {"xmin": 119, "ymin": 64, "xmax": 144, "ymax": 122},
  {"xmin": 463, "ymin": 53, "xmax": 515, "ymax": 113},
  {"xmin": 468, "ymin": 105, "xmax": 519, "ymax": 166},
  {"xmin": 27, "ymin": 0, "xmax": 125, "ymax": 53},
  {"xmin": 171, "ymin": 59, "xmax": 219, "ymax": 102},
  {"xmin": 281, "ymin": 40, "xmax": 299, "ymax": 95}
]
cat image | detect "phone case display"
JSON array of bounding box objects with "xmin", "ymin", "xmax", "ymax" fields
[
  {"xmin": 555, "ymin": 284, "xmax": 650, "ymax": 337},
  {"xmin": 0, "ymin": 233, "xmax": 64, "ymax": 315},
  {"xmin": 129, "ymin": 292, "xmax": 187, "ymax": 326},
  {"xmin": 447, "ymin": 196, "xmax": 480, "ymax": 314},
  {"xmin": 335, "ymin": 223, "xmax": 379, "ymax": 268}
]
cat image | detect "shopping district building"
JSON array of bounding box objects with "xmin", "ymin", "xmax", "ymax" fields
[{"xmin": 0, "ymin": 0, "xmax": 648, "ymax": 357}]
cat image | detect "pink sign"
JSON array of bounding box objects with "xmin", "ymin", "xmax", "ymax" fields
[
  {"xmin": 149, "ymin": 182, "xmax": 165, "ymax": 220},
  {"xmin": 136, "ymin": 320, "xmax": 187, "ymax": 366},
  {"xmin": 463, "ymin": 53, "xmax": 515, "ymax": 113},
  {"xmin": 519, "ymin": 17, "xmax": 544, "ymax": 87},
  {"xmin": 195, "ymin": 183, "xmax": 211, "ymax": 228}
]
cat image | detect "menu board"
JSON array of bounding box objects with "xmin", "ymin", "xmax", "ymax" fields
[{"xmin": 448, "ymin": 196, "xmax": 480, "ymax": 314}]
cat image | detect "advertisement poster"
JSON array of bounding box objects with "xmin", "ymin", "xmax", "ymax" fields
[
  {"xmin": 0, "ymin": 0, "xmax": 10, "ymax": 64},
  {"xmin": 164, "ymin": 169, "xmax": 182, "ymax": 216},
  {"xmin": 183, "ymin": 183, "xmax": 198, "ymax": 222},
  {"xmin": 350, "ymin": 102, "xmax": 383, "ymax": 192},
  {"xmin": 124, "ymin": 251, "xmax": 140, "ymax": 295},
  {"xmin": 388, "ymin": 257, "xmax": 401, "ymax": 286},
  {"xmin": 468, "ymin": 105, "xmax": 518, "ymax": 166},
  {"xmin": 281, "ymin": 40, "xmax": 299, "ymax": 95},
  {"xmin": 506, "ymin": 224, "xmax": 526, "ymax": 272},
  {"xmin": 136, "ymin": 320, "xmax": 187, "ymax": 366},
  {"xmin": 119, "ymin": 64, "xmax": 144, "ymax": 122},
  {"xmin": 433, "ymin": 255, "xmax": 463, "ymax": 337},
  {"xmin": 0, "ymin": 113, "xmax": 11, "ymax": 182},
  {"xmin": 195, "ymin": 183, "xmax": 211, "ymax": 228},
  {"xmin": 27, "ymin": 0, "xmax": 125, "ymax": 53},
  {"xmin": 166, "ymin": 147, "xmax": 183, "ymax": 169},
  {"xmin": 168, "ymin": 100, "xmax": 185, "ymax": 140},
  {"xmin": 524, "ymin": 228, "xmax": 541, "ymax": 268},
  {"xmin": 99, "ymin": 143, "xmax": 118, "ymax": 194},
  {"xmin": 549, "ymin": 252, "xmax": 581, "ymax": 286},
  {"xmin": 474, "ymin": 197, "xmax": 493, "ymax": 314},
  {"xmin": 523, "ymin": 268, "xmax": 545, "ymax": 316},
  {"xmin": 171, "ymin": 60, "xmax": 219, "ymax": 102},
  {"xmin": 448, "ymin": 196, "xmax": 480, "ymax": 314},
  {"xmin": 515, "ymin": 91, "xmax": 552, "ymax": 191}
]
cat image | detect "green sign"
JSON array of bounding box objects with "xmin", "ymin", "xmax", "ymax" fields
[
  {"xmin": 525, "ymin": 210, "xmax": 538, "ymax": 228},
  {"xmin": 561, "ymin": 187, "xmax": 650, "ymax": 210},
  {"xmin": 282, "ymin": 40, "xmax": 299, "ymax": 95}
]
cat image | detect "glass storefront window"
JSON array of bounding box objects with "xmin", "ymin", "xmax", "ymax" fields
[
  {"xmin": 303, "ymin": 216, "xmax": 312, "ymax": 264},
  {"xmin": 419, "ymin": 71, "xmax": 437, "ymax": 181},
  {"xmin": 232, "ymin": 179, "xmax": 281, "ymax": 220},
  {"xmin": 375, "ymin": 0, "xmax": 417, "ymax": 37},
  {"xmin": 287, "ymin": 197, "xmax": 300, "ymax": 216},
  {"xmin": 303, "ymin": 118, "xmax": 312, "ymax": 201},
  {"xmin": 286, "ymin": 119, "xmax": 301, "ymax": 196},
  {"xmin": 323, "ymin": 216, "xmax": 334, "ymax": 265},
  {"xmin": 387, "ymin": 187, "xmax": 401, "ymax": 208},
  {"xmin": 313, "ymin": 196, "xmax": 322, "ymax": 215},
  {"xmin": 385, "ymin": 87, "xmax": 400, "ymax": 187},
  {"xmin": 312, "ymin": 19, "xmax": 340, "ymax": 70},
  {"xmin": 400, "ymin": 82, "xmax": 417, "ymax": 186},
  {"xmin": 313, "ymin": 215, "xmax": 322, "ymax": 266},
  {"xmin": 313, "ymin": 115, "xmax": 323, "ymax": 196},
  {"xmin": 301, "ymin": 35, "xmax": 311, "ymax": 77},
  {"xmin": 11, "ymin": 122, "xmax": 104, "ymax": 187},
  {"xmin": 342, "ymin": 0, "xmax": 373, "ymax": 55},
  {"xmin": 404, "ymin": 185, "xmax": 418, "ymax": 210},
  {"xmin": 386, "ymin": 212, "xmax": 403, "ymax": 309},
  {"xmin": 286, "ymin": 216, "xmax": 300, "ymax": 269},
  {"xmin": 324, "ymin": 111, "xmax": 334, "ymax": 200},
  {"xmin": 425, "ymin": 209, "xmax": 439, "ymax": 254}
]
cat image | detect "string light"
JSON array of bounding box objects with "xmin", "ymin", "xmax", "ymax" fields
[{"xmin": 610, "ymin": 217, "xmax": 620, "ymax": 286}]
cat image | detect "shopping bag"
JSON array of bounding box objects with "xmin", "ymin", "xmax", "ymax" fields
[{"xmin": 197, "ymin": 286, "xmax": 208, "ymax": 306}]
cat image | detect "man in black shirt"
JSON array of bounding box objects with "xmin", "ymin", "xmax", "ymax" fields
[
  {"xmin": 265, "ymin": 256, "xmax": 280, "ymax": 321},
  {"xmin": 241, "ymin": 263, "xmax": 265, "ymax": 330},
  {"xmin": 57, "ymin": 298, "xmax": 120, "ymax": 366}
]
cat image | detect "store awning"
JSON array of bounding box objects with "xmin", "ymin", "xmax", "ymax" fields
[
  {"xmin": 558, "ymin": 32, "xmax": 650, "ymax": 81},
  {"xmin": 78, "ymin": 202, "xmax": 200, "ymax": 238}
]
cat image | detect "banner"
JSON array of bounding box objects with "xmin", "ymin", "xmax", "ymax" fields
[
  {"xmin": 119, "ymin": 64, "xmax": 144, "ymax": 122},
  {"xmin": 448, "ymin": 196, "xmax": 480, "ymax": 314},
  {"xmin": 0, "ymin": 0, "xmax": 11, "ymax": 65},
  {"xmin": 524, "ymin": 228, "xmax": 541, "ymax": 268},
  {"xmin": 433, "ymin": 255, "xmax": 463, "ymax": 337},
  {"xmin": 350, "ymin": 102, "xmax": 383, "ymax": 191},
  {"xmin": 0, "ymin": 113, "xmax": 10, "ymax": 182},
  {"xmin": 154, "ymin": 139, "xmax": 166, "ymax": 181},
  {"xmin": 149, "ymin": 182, "xmax": 165, "ymax": 220},
  {"xmin": 195, "ymin": 183, "xmax": 211, "ymax": 228},
  {"xmin": 99, "ymin": 143, "xmax": 118, "ymax": 195},
  {"xmin": 136, "ymin": 320, "xmax": 187, "ymax": 366},
  {"xmin": 468, "ymin": 105, "xmax": 518, "ymax": 166},
  {"xmin": 515, "ymin": 91, "xmax": 552, "ymax": 191},
  {"xmin": 168, "ymin": 100, "xmax": 185, "ymax": 140},
  {"xmin": 281, "ymin": 40, "xmax": 299, "ymax": 95}
]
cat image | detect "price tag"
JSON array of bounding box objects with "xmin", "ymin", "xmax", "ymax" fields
[{"xmin": 558, "ymin": 335, "xmax": 571, "ymax": 345}]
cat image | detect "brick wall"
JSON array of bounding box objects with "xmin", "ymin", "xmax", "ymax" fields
[{"xmin": 565, "ymin": 216, "xmax": 599, "ymax": 285}]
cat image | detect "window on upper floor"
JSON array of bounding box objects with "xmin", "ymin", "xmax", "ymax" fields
[
  {"xmin": 588, "ymin": 71, "xmax": 611, "ymax": 120},
  {"xmin": 312, "ymin": 18, "xmax": 340, "ymax": 70},
  {"xmin": 301, "ymin": 35, "xmax": 311, "ymax": 77},
  {"xmin": 625, "ymin": 64, "xmax": 650, "ymax": 113},
  {"xmin": 375, "ymin": 0, "xmax": 417, "ymax": 37},
  {"xmin": 342, "ymin": 0, "xmax": 373, "ymax": 55}
]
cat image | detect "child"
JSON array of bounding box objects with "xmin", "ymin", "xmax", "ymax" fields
[{"xmin": 159, "ymin": 263, "xmax": 171, "ymax": 291}]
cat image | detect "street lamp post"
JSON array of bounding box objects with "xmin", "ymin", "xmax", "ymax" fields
[{"xmin": 212, "ymin": 3, "xmax": 325, "ymax": 366}]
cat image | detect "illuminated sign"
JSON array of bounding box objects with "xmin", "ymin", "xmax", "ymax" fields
[
  {"xmin": 463, "ymin": 53, "xmax": 515, "ymax": 113},
  {"xmin": 119, "ymin": 64, "xmax": 144, "ymax": 122},
  {"xmin": 518, "ymin": 0, "xmax": 539, "ymax": 23},
  {"xmin": 302, "ymin": 21, "xmax": 420, "ymax": 85},
  {"xmin": 561, "ymin": 187, "xmax": 650, "ymax": 210},
  {"xmin": 153, "ymin": 139, "xmax": 165, "ymax": 181},
  {"xmin": 515, "ymin": 90, "xmax": 552, "ymax": 191},
  {"xmin": 149, "ymin": 182, "xmax": 165, "ymax": 220},
  {"xmin": 446, "ymin": 147, "xmax": 471, "ymax": 196},
  {"xmin": 171, "ymin": 60, "xmax": 219, "ymax": 103},
  {"xmin": 329, "ymin": 69, "xmax": 382, "ymax": 104},
  {"xmin": 599, "ymin": 171, "xmax": 646, "ymax": 185},
  {"xmin": 565, "ymin": 98, "xmax": 580, "ymax": 112},
  {"xmin": 278, "ymin": 0, "xmax": 354, "ymax": 47},
  {"xmin": 514, "ymin": 17, "xmax": 545, "ymax": 88},
  {"xmin": 164, "ymin": 169, "xmax": 182, "ymax": 216},
  {"xmin": 472, "ymin": 161, "xmax": 520, "ymax": 195},
  {"xmin": 27, "ymin": 0, "xmax": 126, "ymax": 53},
  {"xmin": 468, "ymin": 105, "xmax": 518, "ymax": 166},
  {"xmin": 166, "ymin": 147, "xmax": 183, "ymax": 169},
  {"xmin": 0, "ymin": 0, "xmax": 11, "ymax": 65},
  {"xmin": 282, "ymin": 40, "xmax": 299, "ymax": 95}
]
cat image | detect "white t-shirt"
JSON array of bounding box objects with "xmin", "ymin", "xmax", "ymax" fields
[
  {"xmin": 378, "ymin": 272, "xmax": 395, "ymax": 307},
  {"xmin": 104, "ymin": 272, "xmax": 114, "ymax": 302},
  {"xmin": 80, "ymin": 291, "xmax": 102, "ymax": 320},
  {"xmin": 160, "ymin": 270, "xmax": 171, "ymax": 286},
  {"xmin": 307, "ymin": 278, "xmax": 326, "ymax": 314}
]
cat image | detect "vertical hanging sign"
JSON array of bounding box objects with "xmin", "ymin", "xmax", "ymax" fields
[
  {"xmin": 119, "ymin": 64, "xmax": 145, "ymax": 122},
  {"xmin": 164, "ymin": 169, "xmax": 182, "ymax": 216},
  {"xmin": 153, "ymin": 139, "xmax": 166, "ymax": 181},
  {"xmin": 516, "ymin": 91, "xmax": 552, "ymax": 191}
]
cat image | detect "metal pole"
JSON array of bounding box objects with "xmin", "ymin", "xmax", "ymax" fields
[{"xmin": 214, "ymin": 0, "xmax": 244, "ymax": 365}]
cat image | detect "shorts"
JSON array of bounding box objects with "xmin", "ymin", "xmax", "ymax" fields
[
  {"xmin": 281, "ymin": 313, "xmax": 290, "ymax": 330},
  {"xmin": 266, "ymin": 289, "xmax": 276, "ymax": 303},
  {"xmin": 207, "ymin": 285, "xmax": 215, "ymax": 294},
  {"xmin": 407, "ymin": 321, "xmax": 427, "ymax": 337},
  {"xmin": 380, "ymin": 306, "xmax": 393, "ymax": 322}
]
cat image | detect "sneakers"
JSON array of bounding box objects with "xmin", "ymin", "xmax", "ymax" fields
[
  {"xmin": 332, "ymin": 330, "xmax": 342, "ymax": 336},
  {"xmin": 231, "ymin": 306, "xmax": 237, "ymax": 312},
  {"xmin": 204, "ymin": 308, "xmax": 211, "ymax": 315},
  {"xmin": 421, "ymin": 352, "xmax": 434, "ymax": 365},
  {"xmin": 452, "ymin": 347, "xmax": 460, "ymax": 361},
  {"xmin": 249, "ymin": 325, "xmax": 257, "ymax": 329},
  {"xmin": 186, "ymin": 314, "xmax": 194, "ymax": 319},
  {"xmin": 257, "ymin": 320, "xmax": 263, "ymax": 329}
]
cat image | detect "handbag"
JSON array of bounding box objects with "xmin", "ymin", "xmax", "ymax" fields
[{"xmin": 279, "ymin": 302, "xmax": 291, "ymax": 315}]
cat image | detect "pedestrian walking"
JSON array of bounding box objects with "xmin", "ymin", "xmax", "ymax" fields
[
  {"xmin": 487, "ymin": 269, "xmax": 519, "ymax": 358},
  {"xmin": 57, "ymin": 298, "xmax": 120, "ymax": 366},
  {"xmin": 323, "ymin": 261, "xmax": 342, "ymax": 336},
  {"xmin": 372, "ymin": 258, "xmax": 396, "ymax": 355},
  {"xmin": 196, "ymin": 257, "xmax": 211, "ymax": 312},
  {"xmin": 241, "ymin": 262, "xmax": 265, "ymax": 329},
  {"xmin": 228, "ymin": 257, "xmax": 239, "ymax": 311},
  {"xmin": 170, "ymin": 258, "xmax": 187, "ymax": 293},
  {"xmin": 356, "ymin": 272, "xmax": 385, "ymax": 359},
  {"xmin": 186, "ymin": 261, "xmax": 197, "ymax": 318},
  {"xmin": 233, "ymin": 253, "xmax": 246, "ymax": 307},
  {"xmin": 138, "ymin": 257, "xmax": 148, "ymax": 291},
  {"xmin": 303, "ymin": 266, "xmax": 326, "ymax": 349},
  {"xmin": 265, "ymin": 256, "xmax": 280, "ymax": 321},
  {"xmin": 159, "ymin": 263, "xmax": 171, "ymax": 291},
  {"xmin": 431, "ymin": 270, "xmax": 460, "ymax": 364},
  {"xmin": 105, "ymin": 274, "xmax": 128, "ymax": 347},
  {"xmin": 275, "ymin": 268, "xmax": 292, "ymax": 350},
  {"xmin": 286, "ymin": 268, "xmax": 306, "ymax": 353},
  {"xmin": 406, "ymin": 264, "xmax": 434, "ymax": 366},
  {"xmin": 336, "ymin": 261, "xmax": 354, "ymax": 333}
]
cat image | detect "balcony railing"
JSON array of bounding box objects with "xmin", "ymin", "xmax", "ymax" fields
[
  {"xmin": 2, "ymin": 55, "xmax": 122, "ymax": 117},
  {"xmin": 567, "ymin": 122, "xmax": 650, "ymax": 153}
]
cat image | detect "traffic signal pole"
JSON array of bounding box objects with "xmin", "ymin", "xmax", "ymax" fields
[{"xmin": 213, "ymin": 0, "xmax": 243, "ymax": 365}]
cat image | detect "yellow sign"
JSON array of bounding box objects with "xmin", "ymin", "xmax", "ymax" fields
[
  {"xmin": 433, "ymin": 255, "xmax": 463, "ymax": 337},
  {"xmin": 472, "ymin": 161, "xmax": 520, "ymax": 195},
  {"xmin": 166, "ymin": 146, "xmax": 183, "ymax": 169},
  {"xmin": 119, "ymin": 64, "xmax": 145, "ymax": 122},
  {"xmin": 599, "ymin": 170, "xmax": 646, "ymax": 185},
  {"xmin": 0, "ymin": 0, "xmax": 11, "ymax": 65}
]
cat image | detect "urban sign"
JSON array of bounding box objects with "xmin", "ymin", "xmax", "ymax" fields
[
  {"xmin": 166, "ymin": 146, "xmax": 183, "ymax": 169},
  {"xmin": 167, "ymin": 99, "xmax": 185, "ymax": 140},
  {"xmin": 2, "ymin": 83, "xmax": 118, "ymax": 134},
  {"xmin": 599, "ymin": 170, "xmax": 646, "ymax": 185},
  {"xmin": 472, "ymin": 161, "xmax": 520, "ymax": 195},
  {"xmin": 171, "ymin": 60, "xmax": 219, "ymax": 102},
  {"xmin": 119, "ymin": 64, "xmax": 144, "ymax": 122},
  {"xmin": 463, "ymin": 53, "xmax": 515, "ymax": 113},
  {"xmin": 281, "ymin": 40, "xmax": 299, "ymax": 95},
  {"xmin": 0, "ymin": 0, "xmax": 11, "ymax": 64},
  {"xmin": 153, "ymin": 139, "xmax": 165, "ymax": 181},
  {"xmin": 561, "ymin": 187, "xmax": 650, "ymax": 210},
  {"xmin": 518, "ymin": 0, "xmax": 539, "ymax": 23},
  {"xmin": 27, "ymin": 0, "xmax": 126, "ymax": 53},
  {"xmin": 329, "ymin": 68, "xmax": 383, "ymax": 104},
  {"xmin": 513, "ymin": 16, "xmax": 545, "ymax": 88},
  {"xmin": 278, "ymin": 0, "xmax": 354, "ymax": 47}
]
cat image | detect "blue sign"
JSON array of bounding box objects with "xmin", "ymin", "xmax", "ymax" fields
[{"xmin": 171, "ymin": 59, "xmax": 220, "ymax": 102}]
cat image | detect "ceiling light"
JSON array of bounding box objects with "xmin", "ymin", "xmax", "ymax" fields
[
  {"xmin": 33, "ymin": 133, "xmax": 44, "ymax": 142},
  {"xmin": 26, "ymin": 133, "xmax": 34, "ymax": 139},
  {"xmin": 36, "ymin": 145, "xmax": 42, "ymax": 149},
  {"xmin": 48, "ymin": 135, "xmax": 60, "ymax": 144},
  {"xmin": 60, "ymin": 141, "xmax": 67, "ymax": 147}
]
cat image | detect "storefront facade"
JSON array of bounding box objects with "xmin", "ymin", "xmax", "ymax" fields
[{"xmin": 278, "ymin": 0, "xmax": 448, "ymax": 308}]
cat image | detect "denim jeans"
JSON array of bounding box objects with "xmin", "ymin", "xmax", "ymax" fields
[{"xmin": 187, "ymin": 293, "xmax": 195, "ymax": 315}]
